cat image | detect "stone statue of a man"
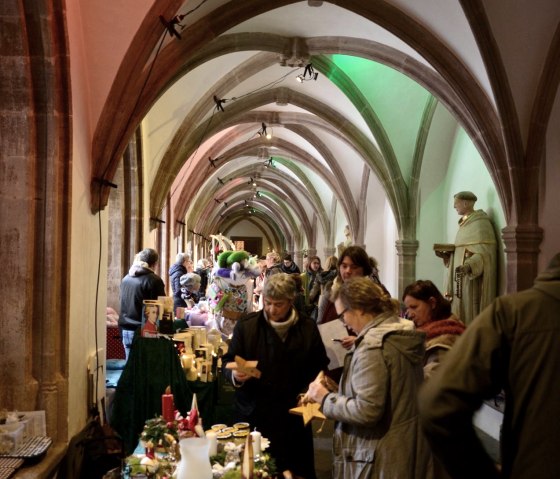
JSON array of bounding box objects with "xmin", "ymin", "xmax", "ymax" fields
[
  {"xmin": 434, "ymin": 191, "xmax": 498, "ymax": 325},
  {"xmin": 337, "ymin": 225, "xmax": 353, "ymax": 256}
]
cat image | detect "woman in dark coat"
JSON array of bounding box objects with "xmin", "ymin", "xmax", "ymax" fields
[
  {"xmin": 403, "ymin": 280, "xmax": 465, "ymax": 379},
  {"xmin": 223, "ymin": 273, "xmax": 329, "ymax": 479}
]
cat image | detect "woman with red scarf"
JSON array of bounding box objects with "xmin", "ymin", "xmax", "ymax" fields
[{"xmin": 403, "ymin": 280, "xmax": 466, "ymax": 379}]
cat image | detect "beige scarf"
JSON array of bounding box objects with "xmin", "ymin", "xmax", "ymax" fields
[{"xmin": 267, "ymin": 308, "xmax": 298, "ymax": 341}]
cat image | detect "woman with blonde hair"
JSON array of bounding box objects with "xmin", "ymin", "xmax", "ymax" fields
[{"xmin": 307, "ymin": 276, "xmax": 432, "ymax": 479}]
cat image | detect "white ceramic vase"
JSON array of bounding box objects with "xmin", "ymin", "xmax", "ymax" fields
[{"xmin": 175, "ymin": 437, "xmax": 212, "ymax": 479}]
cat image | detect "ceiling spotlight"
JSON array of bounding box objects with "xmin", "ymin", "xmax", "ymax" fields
[
  {"xmin": 257, "ymin": 122, "xmax": 272, "ymax": 140},
  {"xmin": 208, "ymin": 156, "xmax": 218, "ymax": 168},
  {"xmin": 217, "ymin": 177, "xmax": 225, "ymax": 185},
  {"xmin": 214, "ymin": 198, "xmax": 222, "ymax": 204},
  {"xmin": 264, "ymin": 157, "xmax": 275, "ymax": 168},
  {"xmin": 296, "ymin": 63, "xmax": 319, "ymax": 82}
]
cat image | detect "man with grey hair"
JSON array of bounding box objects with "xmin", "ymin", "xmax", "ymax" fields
[
  {"xmin": 119, "ymin": 248, "xmax": 166, "ymax": 360},
  {"xmin": 223, "ymin": 273, "xmax": 328, "ymax": 479},
  {"xmin": 169, "ymin": 252, "xmax": 192, "ymax": 312},
  {"xmin": 179, "ymin": 272, "xmax": 202, "ymax": 307}
]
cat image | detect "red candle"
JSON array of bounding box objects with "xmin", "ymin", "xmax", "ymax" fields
[{"xmin": 162, "ymin": 385, "xmax": 175, "ymax": 423}]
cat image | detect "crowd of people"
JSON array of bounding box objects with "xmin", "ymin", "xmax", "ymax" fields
[{"xmin": 117, "ymin": 240, "xmax": 559, "ymax": 478}]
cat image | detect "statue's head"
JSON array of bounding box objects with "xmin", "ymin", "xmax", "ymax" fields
[{"xmin": 453, "ymin": 191, "xmax": 477, "ymax": 215}]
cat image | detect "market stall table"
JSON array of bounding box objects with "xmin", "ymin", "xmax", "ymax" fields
[
  {"xmin": 110, "ymin": 336, "xmax": 193, "ymax": 455},
  {"xmin": 110, "ymin": 335, "xmax": 234, "ymax": 455}
]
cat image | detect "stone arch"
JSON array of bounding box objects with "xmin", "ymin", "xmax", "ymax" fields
[{"xmin": 91, "ymin": 0, "xmax": 506, "ymax": 222}]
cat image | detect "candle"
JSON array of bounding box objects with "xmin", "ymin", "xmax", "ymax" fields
[
  {"xmin": 250, "ymin": 429, "xmax": 262, "ymax": 455},
  {"xmin": 181, "ymin": 353, "xmax": 193, "ymax": 369},
  {"xmin": 186, "ymin": 366, "xmax": 198, "ymax": 381},
  {"xmin": 162, "ymin": 386, "xmax": 175, "ymax": 422},
  {"xmin": 206, "ymin": 431, "xmax": 218, "ymax": 456}
]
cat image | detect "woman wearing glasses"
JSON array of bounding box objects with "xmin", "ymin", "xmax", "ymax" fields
[{"xmin": 307, "ymin": 276, "xmax": 432, "ymax": 479}]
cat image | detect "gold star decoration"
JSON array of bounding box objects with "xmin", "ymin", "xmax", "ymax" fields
[
  {"xmin": 289, "ymin": 402, "xmax": 326, "ymax": 426},
  {"xmin": 225, "ymin": 355, "xmax": 262, "ymax": 379}
]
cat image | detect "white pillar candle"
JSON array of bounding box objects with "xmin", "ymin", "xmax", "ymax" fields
[
  {"xmin": 250, "ymin": 429, "xmax": 262, "ymax": 455},
  {"xmin": 206, "ymin": 431, "xmax": 218, "ymax": 456}
]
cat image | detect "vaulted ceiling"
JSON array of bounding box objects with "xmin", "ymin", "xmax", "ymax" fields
[{"xmin": 89, "ymin": 0, "xmax": 559, "ymax": 253}]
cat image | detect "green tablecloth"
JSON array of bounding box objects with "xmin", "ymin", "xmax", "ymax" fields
[
  {"xmin": 110, "ymin": 336, "xmax": 192, "ymax": 455},
  {"xmin": 109, "ymin": 336, "xmax": 235, "ymax": 455}
]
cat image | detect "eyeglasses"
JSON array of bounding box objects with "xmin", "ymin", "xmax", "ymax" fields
[{"xmin": 335, "ymin": 308, "xmax": 348, "ymax": 322}]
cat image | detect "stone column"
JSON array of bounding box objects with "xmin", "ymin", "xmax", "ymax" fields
[
  {"xmin": 294, "ymin": 250, "xmax": 304, "ymax": 270},
  {"xmin": 502, "ymin": 225, "xmax": 543, "ymax": 293},
  {"xmin": 323, "ymin": 246, "xmax": 336, "ymax": 258},
  {"xmin": 0, "ymin": 1, "xmax": 70, "ymax": 443},
  {"xmin": 395, "ymin": 239, "xmax": 419, "ymax": 299}
]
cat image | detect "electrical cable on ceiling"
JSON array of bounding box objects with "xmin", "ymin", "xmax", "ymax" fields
[
  {"xmin": 91, "ymin": 14, "xmax": 176, "ymax": 411},
  {"xmin": 157, "ymin": 45, "xmax": 309, "ymax": 219}
]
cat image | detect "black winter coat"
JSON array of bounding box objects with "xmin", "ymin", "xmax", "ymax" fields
[
  {"xmin": 223, "ymin": 310, "xmax": 329, "ymax": 478},
  {"xmin": 119, "ymin": 265, "xmax": 166, "ymax": 330}
]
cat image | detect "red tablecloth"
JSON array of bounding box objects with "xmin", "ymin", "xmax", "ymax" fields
[{"xmin": 107, "ymin": 326, "xmax": 126, "ymax": 359}]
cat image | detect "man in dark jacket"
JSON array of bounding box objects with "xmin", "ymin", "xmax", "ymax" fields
[
  {"xmin": 119, "ymin": 248, "xmax": 166, "ymax": 360},
  {"xmin": 169, "ymin": 252, "xmax": 191, "ymax": 312},
  {"xmin": 419, "ymin": 252, "xmax": 560, "ymax": 479},
  {"xmin": 223, "ymin": 273, "xmax": 328, "ymax": 479},
  {"xmin": 280, "ymin": 253, "xmax": 300, "ymax": 274}
]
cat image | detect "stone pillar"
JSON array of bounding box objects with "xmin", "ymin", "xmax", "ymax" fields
[
  {"xmin": 395, "ymin": 239, "xmax": 419, "ymax": 299},
  {"xmin": 323, "ymin": 246, "xmax": 337, "ymax": 258},
  {"xmin": 0, "ymin": 1, "xmax": 70, "ymax": 443},
  {"xmin": 502, "ymin": 225, "xmax": 543, "ymax": 293},
  {"xmin": 107, "ymin": 162, "xmax": 125, "ymax": 311},
  {"xmin": 294, "ymin": 250, "xmax": 305, "ymax": 270}
]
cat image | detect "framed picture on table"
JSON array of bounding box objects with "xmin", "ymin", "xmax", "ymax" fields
[{"xmin": 141, "ymin": 301, "xmax": 162, "ymax": 338}]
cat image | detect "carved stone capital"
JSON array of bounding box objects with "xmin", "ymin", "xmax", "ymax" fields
[{"xmin": 501, "ymin": 224, "xmax": 544, "ymax": 292}]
